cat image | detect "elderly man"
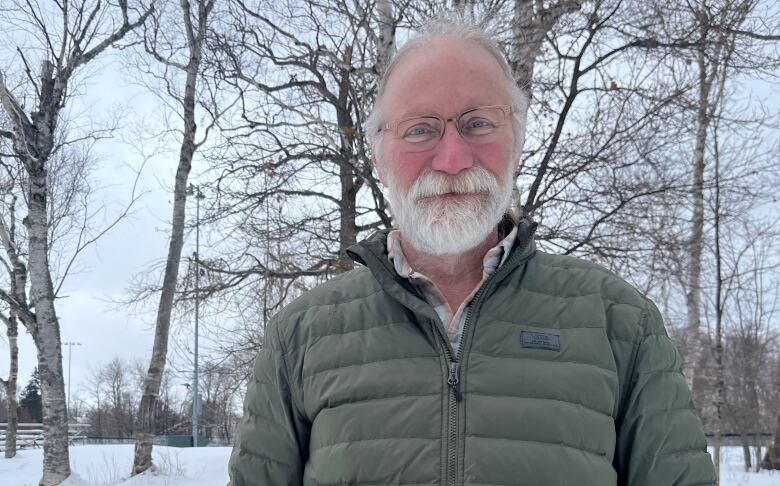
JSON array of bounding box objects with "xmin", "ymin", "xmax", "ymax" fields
[{"xmin": 228, "ymin": 18, "xmax": 716, "ymax": 486}]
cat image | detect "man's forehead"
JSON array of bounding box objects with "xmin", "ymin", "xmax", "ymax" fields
[{"xmin": 381, "ymin": 38, "xmax": 510, "ymax": 116}]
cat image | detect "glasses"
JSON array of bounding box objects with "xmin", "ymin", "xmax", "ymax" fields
[{"xmin": 378, "ymin": 105, "xmax": 512, "ymax": 152}]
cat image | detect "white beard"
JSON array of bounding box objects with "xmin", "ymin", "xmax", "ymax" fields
[{"xmin": 387, "ymin": 166, "xmax": 514, "ymax": 256}]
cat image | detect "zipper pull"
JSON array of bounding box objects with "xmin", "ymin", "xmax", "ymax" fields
[{"xmin": 448, "ymin": 362, "xmax": 462, "ymax": 402}]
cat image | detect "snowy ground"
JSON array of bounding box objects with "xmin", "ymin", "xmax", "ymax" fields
[
  {"xmin": 0, "ymin": 445, "xmax": 230, "ymax": 486},
  {"xmin": 0, "ymin": 444, "xmax": 777, "ymax": 485}
]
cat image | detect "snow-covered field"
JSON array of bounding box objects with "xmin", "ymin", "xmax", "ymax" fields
[
  {"xmin": 0, "ymin": 444, "xmax": 777, "ymax": 485},
  {"xmin": 0, "ymin": 445, "xmax": 230, "ymax": 486}
]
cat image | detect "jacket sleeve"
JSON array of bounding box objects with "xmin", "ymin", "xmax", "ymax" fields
[
  {"xmin": 615, "ymin": 300, "xmax": 717, "ymax": 486},
  {"xmin": 228, "ymin": 317, "xmax": 309, "ymax": 485}
]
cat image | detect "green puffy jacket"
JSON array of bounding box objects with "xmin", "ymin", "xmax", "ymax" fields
[{"xmin": 228, "ymin": 220, "xmax": 716, "ymax": 485}]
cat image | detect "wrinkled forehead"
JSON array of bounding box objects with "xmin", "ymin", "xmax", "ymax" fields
[{"xmin": 380, "ymin": 38, "xmax": 512, "ymax": 119}]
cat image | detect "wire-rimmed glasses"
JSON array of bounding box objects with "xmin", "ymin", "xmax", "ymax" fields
[{"xmin": 378, "ymin": 105, "xmax": 512, "ymax": 152}]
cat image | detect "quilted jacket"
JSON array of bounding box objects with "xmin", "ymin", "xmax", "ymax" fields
[{"xmin": 228, "ymin": 219, "xmax": 717, "ymax": 485}]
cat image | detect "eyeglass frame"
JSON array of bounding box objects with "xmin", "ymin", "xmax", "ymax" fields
[{"xmin": 376, "ymin": 104, "xmax": 513, "ymax": 147}]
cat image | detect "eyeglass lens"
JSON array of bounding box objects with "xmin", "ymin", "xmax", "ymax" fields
[{"xmin": 396, "ymin": 106, "xmax": 507, "ymax": 151}]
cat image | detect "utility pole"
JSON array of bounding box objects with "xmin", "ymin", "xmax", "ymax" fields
[
  {"xmin": 62, "ymin": 341, "xmax": 81, "ymax": 422},
  {"xmin": 187, "ymin": 184, "xmax": 205, "ymax": 447}
]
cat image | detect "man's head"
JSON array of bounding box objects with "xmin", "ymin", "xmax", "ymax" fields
[{"xmin": 368, "ymin": 18, "xmax": 528, "ymax": 256}]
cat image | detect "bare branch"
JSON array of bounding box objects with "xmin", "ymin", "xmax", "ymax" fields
[
  {"xmin": 52, "ymin": 161, "xmax": 148, "ymax": 297},
  {"xmin": 63, "ymin": 3, "xmax": 156, "ymax": 82},
  {"xmin": 721, "ymin": 27, "xmax": 780, "ymax": 41}
]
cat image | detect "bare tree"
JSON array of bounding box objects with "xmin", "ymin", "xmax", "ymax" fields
[
  {"xmin": 131, "ymin": 0, "xmax": 218, "ymax": 475},
  {"xmin": 0, "ymin": 2, "xmax": 152, "ymax": 483},
  {"xmin": 194, "ymin": 360, "xmax": 242, "ymax": 441},
  {"xmin": 503, "ymin": 1, "xmax": 779, "ymax": 420},
  {"xmin": 673, "ymin": 0, "xmax": 752, "ymax": 402},
  {"xmin": 84, "ymin": 364, "xmax": 106, "ymax": 438},
  {"xmin": 208, "ymin": 0, "xmax": 393, "ymax": 278},
  {"xmin": 80, "ymin": 357, "xmax": 187, "ymax": 441},
  {"xmin": 0, "ymin": 186, "xmax": 22, "ymax": 458},
  {"xmin": 178, "ymin": 0, "xmax": 404, "ymax": 369},
  {"xmin": 720, "ymin": 216, "xmax": 780, "ymax": 472}
]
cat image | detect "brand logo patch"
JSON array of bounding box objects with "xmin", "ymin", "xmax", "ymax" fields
[{"xmin": 520, "ymin": 331, "xmax": 561, "ymax": 351}]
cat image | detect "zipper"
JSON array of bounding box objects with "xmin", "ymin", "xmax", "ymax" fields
[
  {"xmin": 433, "ymin": 326, "xmax": 459, "ymax": 486},
  {"xmin": 434, "ymin": 284, "xmax": 507, "ymax": 486},
  {"xmin": 434, "ymin": 222, "xmax": 537, "ymax": 486},
  {"xmin": 448, "ymin": 362, "xmax": 462, "ymax": 401}
]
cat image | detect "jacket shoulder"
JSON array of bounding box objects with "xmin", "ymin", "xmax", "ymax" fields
[
  {"xmin": 282, "ymin": 267, "xmax": 381, "ymax": 313},
  {"xmin": 520, "ymin": 250, "xmax": 665, "ymax": 346},
  {"xmin": 269, "ymin": 266, "xmax": 387, "ymax": 348},
  {"xmin": 528, "ymin": 250, "xmax": 651, "ymax": 313}
]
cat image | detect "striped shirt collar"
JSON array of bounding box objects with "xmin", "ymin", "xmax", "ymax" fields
[{"xmin": 386, "ymin": 217, "xmax": 518, "ymax": 349}]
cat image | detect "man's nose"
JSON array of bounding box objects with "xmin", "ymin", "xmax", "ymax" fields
[{"xmin": 430, "ymin": 121, "xmax": 474, "ymax": 174}]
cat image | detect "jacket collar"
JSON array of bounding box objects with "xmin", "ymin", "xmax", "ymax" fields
[{"xmin": 346, "ymin": 216, "xmax": 538, "ymax": 318}]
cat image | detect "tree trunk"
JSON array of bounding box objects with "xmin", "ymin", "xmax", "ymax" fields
[
  {"xmin": 740, "ymin": 431, "xmax": 751, "ymax": 472},
  {"xmin": 132, "ymin": 0, "xmax": 212, "ymax": 474},
  {"xmin": 753, "ymin": 432, "xmax": 761, "ymax": 473},
  {"xmin": 0, "ymin": 199, "xmax": 23, "ymax": 459},
  {"xmin": 2, "ymin": 312, "xmax": 19, "ymax": 458},
  {"xmin": 712, "ymin": 138, "xmax": 724, "ymax": 481},
  {"xmin": 510, "ymin": 0, "xmax": 584, "ymax": 214},
  {"xmin": 27, "ymin": 159, "xmax": 71, "ymax": 485},
  {"xmin": 762, "ymin": 411, "xmax": 780, "ymax": 470},
  {"xmin": 681, "ymin": 48, "xmax": 713, "ymax": 404},
  {"xmin": 334, "ymin": 45, "xmax": 358, "ymax": 273},
  {"xmin": 132, "ymin": 123, "xmax": 194, "ymax": 475},
  {"xmin": 132, "ymin": 107, "xmax": 195, "ymax": 475},
  {"xmin": 375, "ymin": 0, "xmax": 395, "ymax": 77},
  {"xmin": 510, "ymin": 0, "xmax": 584, "ymax": 96}
]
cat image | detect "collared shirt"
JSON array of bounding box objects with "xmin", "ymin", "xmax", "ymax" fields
[{"xmin": 387, "ymin": 221, "xmax": 518, "ymax": 355}]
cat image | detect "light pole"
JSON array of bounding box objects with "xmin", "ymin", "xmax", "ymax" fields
[
  {"xmin": 187, "ymin": 183, "xmax": 205, "ymax": 447},
  {"xmin": 63, "ymin": 341, "xmax": 81, "ymax": 422}
]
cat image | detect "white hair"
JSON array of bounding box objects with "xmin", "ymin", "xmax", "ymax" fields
[{"xmin": 366, "ymin": 14, "xmax": 529, "ymax": 165}]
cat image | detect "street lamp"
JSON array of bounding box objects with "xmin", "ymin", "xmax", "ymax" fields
[
  {"xmin": 186, "ymin": 183, "xmax": 205, "ymax": 447},
  {"xmin": 62, "ymin": 341, "xmax": 81, "ymax": 422}
]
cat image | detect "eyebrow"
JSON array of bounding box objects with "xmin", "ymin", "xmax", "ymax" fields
[{"xmin": 398, "ymin": 105, "xmax": 484, "ymax": 119}]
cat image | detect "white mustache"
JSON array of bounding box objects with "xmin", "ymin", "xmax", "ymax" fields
[{"xmin": 410, "ymin": 167, "xmax": 497, "ymax": 200}]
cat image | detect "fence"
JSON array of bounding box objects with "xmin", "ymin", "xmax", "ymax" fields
[
  {"xmin": 0, "ymin": 422, "xmax": 90, "ymax": 452},
  {"xmin": 705, "ymin": 433, "xmax": 773, "ymax": 447}
]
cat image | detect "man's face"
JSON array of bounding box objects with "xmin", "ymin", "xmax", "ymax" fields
[{"xmin": 375, "ymin": 38, "xmax": 517, "ymax": 255}]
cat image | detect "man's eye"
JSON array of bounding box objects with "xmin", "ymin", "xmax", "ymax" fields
[
  {"xmin": 402, "ymin": 124, "xmax": 438, "ymax": 141},
  {"xmin": 461, "ymin": 118, "xmax": 496, "ymax": 134},
  {"xmin": 409, "ymin": 126, "xmax": 432, "ymax": 135}
]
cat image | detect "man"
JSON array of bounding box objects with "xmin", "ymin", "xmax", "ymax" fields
[{"xmin": 228, "ymin": 17, "xmax": 717, "ymax": 486}]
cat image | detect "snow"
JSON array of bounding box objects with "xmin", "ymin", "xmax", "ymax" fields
[
  {"xmin": 714, "ymin": 446, "xmax": 780, "ymax": 486},
  {"xmin": 0, "ymin": 445, "xmax": 230, "ymax": 486},
  {"xmin": 0, "ymin": 444, "xmax": 777, "ymax": 485}
]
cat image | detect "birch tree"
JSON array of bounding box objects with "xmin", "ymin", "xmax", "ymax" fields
[
  {"xmin": 131, "ymin": 0, "xmax": 217, "ymax": 475},
  {"xmin": 0, "ymin": 2, "xmax": 152, "ymax": 483},
  {"xmin": 676, "ymin": 0, "xmax": 748, "ymax": 401},
  {"xmin": 0, "ymin": 187, "xmax": 22, "ymax": 458}
]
